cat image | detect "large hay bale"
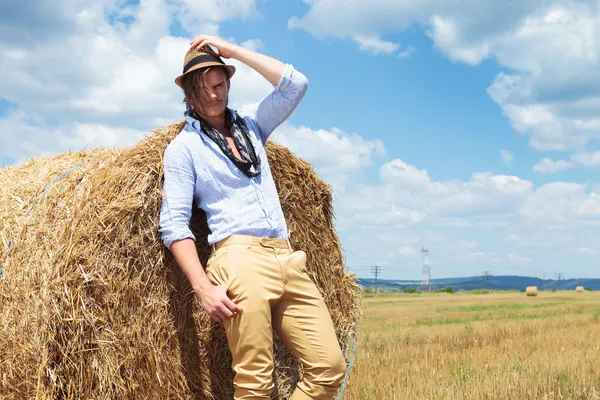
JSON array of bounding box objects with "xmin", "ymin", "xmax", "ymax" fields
[
  {"xmin": 576, "ymin": 286, "xmax": 585, "ymax": 292},
  {"xmin": 526, "ymin": 286, "xmax": 539, "ymax": 297},
  {"xmin": 0, "ymin": 122, "xmax": 361, "ymax": 399}
]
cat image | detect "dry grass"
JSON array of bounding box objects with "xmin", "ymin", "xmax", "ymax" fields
[
  {"xmin": 345, "ymin": 291, "xmax": 600, "ymax": 400},
  {"xmin": 0, "ymin": 121, "xmax": 360, "ymax": 399}
]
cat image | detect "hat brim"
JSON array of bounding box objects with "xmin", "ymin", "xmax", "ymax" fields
[{"xmin": 175, "ymin": 62, "xmax": 236, "ymax": 88}]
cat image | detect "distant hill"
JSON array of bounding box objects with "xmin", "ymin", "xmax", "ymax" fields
[{"xmin": 356, "ymin": 275, "xmax": 600, "ymax": 292}]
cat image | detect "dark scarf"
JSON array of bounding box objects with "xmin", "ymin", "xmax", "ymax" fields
[{"xmin": 188, "ymin": 107, "xmax": 261, "ymax": 178}]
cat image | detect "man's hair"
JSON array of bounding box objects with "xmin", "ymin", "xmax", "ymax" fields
[{"xmin": 181, "ymin": 66, "xmax": 230, "ymax": 119}]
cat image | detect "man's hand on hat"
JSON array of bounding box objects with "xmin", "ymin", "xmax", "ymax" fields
[
  {"xmin": 188, "ymin": 33, "xmax": 286, "ymax": 89},
  {"xmin": 190, "ymin": 35, "xmax": 239, "ymax": 59}
]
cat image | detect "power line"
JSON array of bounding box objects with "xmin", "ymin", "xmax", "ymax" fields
[
  {"xmin": 542, "ymin": 273, "xmax": 545, "ymax": 291},
  {"xmin": 421, "ymin": 247, "xmax": 431, "ymax": 292},
  {"xmin": 482, "ymin": 271, "xmax": 491, "ymax": 290},
  {"xmin": 371, "ymin": 266, "xmax": 382, "ymax": 293},
  {"xmin": 557, "ymin": 273, "xmax": 563, "ymax": 290}
]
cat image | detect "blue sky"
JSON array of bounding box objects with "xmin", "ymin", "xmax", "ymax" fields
[{"xmin": 2, "ymin": 0, "xmax": 600, "ymax": 280}]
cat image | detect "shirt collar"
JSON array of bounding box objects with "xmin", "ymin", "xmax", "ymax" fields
[{"xmin": 186, "ymin": 108, "xmax": 238, "ymax": 133}]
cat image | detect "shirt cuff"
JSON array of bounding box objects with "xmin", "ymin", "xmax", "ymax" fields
[
  {"xmin": 274, "ymin": 63, "xmax": 295, "ymax": 89},
  {"xmin": 162, "ymin": 230, "xmax": 196, "ymax": 250}
]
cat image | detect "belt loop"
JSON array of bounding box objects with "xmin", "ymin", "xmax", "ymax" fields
[
  {"xmin": 287, "ymin": 239, "xmax": 293, "ymax": 252},
  {"xmin": 247, "ymin": 235, "xmax": 252, "ymax": 249}
]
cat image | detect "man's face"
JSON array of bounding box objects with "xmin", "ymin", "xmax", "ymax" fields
[{"xmin": 193, "ymin": 67, "xmax": 230, "ymax": 119}]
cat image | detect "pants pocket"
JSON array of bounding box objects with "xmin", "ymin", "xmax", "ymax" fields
[
  {"xmin": 288, "ymin": 250, "xmax": 309, "ymax": 274},
  {"xmin": 205, "ymin": 247, "xmax": 230, "ymax": 287}
]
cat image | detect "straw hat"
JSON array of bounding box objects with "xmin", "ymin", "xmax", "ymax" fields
[{"xmin": 174, "ymin": 45, "xmax": 236, "ymax": 88}]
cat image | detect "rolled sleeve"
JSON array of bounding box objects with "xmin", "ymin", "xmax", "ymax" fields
[
  {"xmin": 252, "ymin": 63, "xmax": 308, "ymax": 143},
  {"xmin": 159, "ymin": 141, "xmax": 197, "ymax": 250}
]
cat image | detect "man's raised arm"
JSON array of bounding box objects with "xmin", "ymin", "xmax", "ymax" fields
[{"xmin": 189, "ymin": 35, "xmax": 308, "ymax": 142}]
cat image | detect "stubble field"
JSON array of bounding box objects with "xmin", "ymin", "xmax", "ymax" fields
[{"xmin": 344, "ymin": 291, "xmax": 600, "ymax": 399}]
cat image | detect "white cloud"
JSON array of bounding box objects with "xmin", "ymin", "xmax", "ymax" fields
[
  {"xmin": 533, "ymin": 158, "xmax": 574, "ymax": 173},
  {"xmin": 173, "ymin": 0, "xmax": 257, "ymax": 24},
  {"xmin": 436, "ymin": 218, "xmax": 472, "ymax": 228},
  {"xmin": 423, "ymin": 232, "xmax": 448, "ymax": 243},
  {"xmin": 506, "ymin": 233, "xmax": 520, "ymax": 242},
  {"xmin": 287, "ymin": 1, "xmax": 438, "ymax": 57},
  {"xmin": 428, "ymin": 14, "xmax": 491, "ymax": 66},
  {"xmin": 453, "ymin": 240, "xmax": 478, "ymax": 249},
  {"xmin": 0, "ymin": 26, "xmax": 269, "ymax": 129},
  {"xmin": 569, "ymin": 247, "xmax": 597, "ymax": 255},
  {"xmin": 533, "ymin": 152, "xmax": 600, "ymax": 173},
  {"xmin": 324, "ymin": 155, "xmax": 538, "ymax": 276},
  {"xmin": 379, "ymin": 159, "xmax": 431, "ymax": 187},
  {"xmin": 270, "ymin": 124, "xmax": 385, "ymax": 194},
  {"xmin": 521, "ymin": 182, "xmax": 600, "ymax": 222},
  {"xmin": 398, "ymin": 246, "xmax": 419, "ymax": 258},
  {"xmin": 378, "ymin": 161, "xmax": 533, "ymax": 217},
  {"xmin": 0, "ymin": 110, "xmax": 147, "ymax": 163},
  {"xmin": 501, "ymin": 228, "xmax": 584, "ymax": 250},
  {"xmin": 453, "ymin": 251, "xmax": 504, "ymax": 266},
  {"xmin": 476, "ymin": 4, "xmax": 600, "ymax": 152},
  {"xmin": 463, "ymin": 252, "xmax": 485, "ymax": 261},
  {"xmin": 290, "ymin": 1, "xmax": 600, "ymax": 152},
  {"xmin": 336, "ymin": 186, "xmax": 427, "ymax": 230},
  {"xmin": 353, "ymin": 36, "xmax": 399, "ymax": 55},
  {"xmin": 0, "ymin": 0, "xmax": 185, "ymax": 127},
  {"xmin": 500, "ymin": 149, "xmax": 514, "ymax": 165},
  {"xmin": 5, "ymin": 0, "xmax": 600, "ymax": 280},
  {"xmin": 321, "ymin": 146, "xmax": 600, "ymax": 278},
  {"xmin": 476, "ymin": 220, "xmax": 510, "ymax": 228},
  {"xmin": 121, "ymin": 0, "xmax": 171, "ymax": 54},
  {"xmin": 303, "ymin": 146, "xmax": 543, "ymax": 270},
  {"xmin": 508, "ymin": 253, "xmax": 532, "ymax": 264},
  {"xmin": 288, "ymin": 1, "xmax": 429, "ymax": 39},
  {"xmin": 239, "ymin": 39, "xmax": 264, "ymax": 52},
  {"xmin": 0, "ymin": 0, "xmax": 273, "ymax": 161},
  {"xmin": 397, "ymin": 45, "xmax": 416, "ymax": 59},
  {"xmin": 571, "ymin": 151, "xmax": 600, "ymax": 167}
]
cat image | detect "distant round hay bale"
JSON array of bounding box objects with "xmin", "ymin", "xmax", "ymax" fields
[
  {"xmin": 576, "ymin": 286, "xmax": 585, "ymax": 292},
  {"xmin": 526, "ymin": 286, "xmax": 539, "ymax": 296},
  {"xmin": 0, "ymin": 121, "xmax": 361, "ymax": 399}
]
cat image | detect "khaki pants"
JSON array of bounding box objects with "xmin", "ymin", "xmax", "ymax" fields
[{"xmin": 205, "ymin": 234, "xmax": 347, "ymax": 399}]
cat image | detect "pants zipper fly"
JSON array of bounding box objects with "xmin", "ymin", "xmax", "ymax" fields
[{"xmin": 274, "ymin": 248, "xmax": 288, "ymax": 286}]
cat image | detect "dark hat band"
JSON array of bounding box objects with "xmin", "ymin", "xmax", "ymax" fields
[{"xmin": 183, "ymin": 54, "xmax": 224, "ymax": 74}]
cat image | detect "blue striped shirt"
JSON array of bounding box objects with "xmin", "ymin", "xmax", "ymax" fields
[{"xmin": 159, "ymin": 64, "xmax": 308, "ymax": 249}]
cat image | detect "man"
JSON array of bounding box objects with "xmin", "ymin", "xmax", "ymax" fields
[{"xmin": 159, "ymin": 35, "xmax": 347, "ymax": 400}]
